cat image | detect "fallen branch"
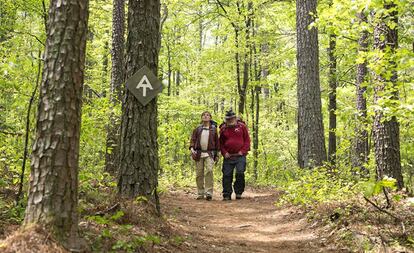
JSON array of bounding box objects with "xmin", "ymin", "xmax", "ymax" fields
[
  {"xmin": 95, "ymin": 203, "xmax": 120, "ymax": 216},
  {"xmin": 363, "ymin": 196, "xmax": 401, "ymax": 221}
]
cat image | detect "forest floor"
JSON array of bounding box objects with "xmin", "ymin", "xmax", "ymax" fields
[
  {"xmin": 1, "ymin": 187, "xmax": 340, "ymax": 253},
  {"xmin": 1, "ymin": 186, "xmax": 412, "ymax": 252},
  {"xmin": 160, "ymin": 187, "xmax": 340, "ymax": 253}
]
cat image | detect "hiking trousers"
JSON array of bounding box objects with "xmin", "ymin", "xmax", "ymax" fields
[
  {"xmin": 196, "ymin": 156, "xmax": 214, "ymax": 197},
  {"xmin": 222, "ymin": 156, "xmax": 246, "ymax": 198}
]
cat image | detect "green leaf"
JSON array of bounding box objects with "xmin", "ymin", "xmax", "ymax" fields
[
  {"xmin": 101, "ymin": 228, "xmax": 111, "ymax": 238},
  {"xmin": 363, "ymin": 181, "xmax": 377, "ymax": 197},
  {"xmin": 110, "ymin": 210, "xmax": 125, "ymax": 221}
]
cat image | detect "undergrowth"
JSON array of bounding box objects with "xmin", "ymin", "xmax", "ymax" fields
[{"xmin": 272, "ymin": 164, "xmax": 414, "ymax": 252}]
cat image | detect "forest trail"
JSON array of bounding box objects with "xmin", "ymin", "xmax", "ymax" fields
[{"xmin": 162, "ymin": 188, "xmax": 331, "ymax": 253}]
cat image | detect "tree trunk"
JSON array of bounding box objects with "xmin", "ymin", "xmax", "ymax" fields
[
  {"xmin": 372, "ymin": 3, "xmax": 403, "ymax": 189},
  {"xmin": 234, "ymin": 27, "xmax": 241, "ymax": 113},
  {"xmin": 237, "ymin": 1, "xmax": 252, "ymax": 116},
  {"xmin": 238, "ymin": 59, "xmax": 248, "ymax": 115},
  {"xmin": 167, "ymin": 45, "xmax": 172, "ymax": 96},
  {"xmin": 261, "ymin": 43, "xmax": 270, "ymax": 98},
  {"xmin": 110, "ymin": 0, "xmax": 125, "ymax": 102},
  {"xmin": 105, "ymin": 0, "xmax": 125, "ymax": 174},
  {"xmin": 118, "ymin": 0, "xmax": 161, "ymax": 206},
  {"xmin": 24, "ymin": 0, "xmax": 89, "ymax": 250},
  {"xmin": 252, "ymin": 19, "xmax": 260, "ymax": 181},
  {"xmin": 198, "ymin": 10, "xmax": 203, "ymax": 51},
  {"xmin": 352, "ymin": 12, "xmax": 369, "ymax": 174},
  {"xmin": 253, "ymin": 86, "xmax": 260, "ymax": 180},
  {"xmin": 175, "ymin": 70, "xmax": 180, "ymax": 96},
  {"xmin": 327, "ymin": 33, "xmax": 337, "ymax": 166},
  {"xmin": 296, "ymin": 0, "xmax": 327, "ymax": 168},
  {"xmin": 102, "ymin": 37, "xmax": 109, "ymax": 87}
]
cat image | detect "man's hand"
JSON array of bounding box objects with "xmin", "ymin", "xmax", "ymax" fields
[
  {"xmin": 238, "ymin": 151, "xmax": 243, "ymax": 156},
  {"xmin": 224, "ymin": 152, "xmax": 231, "ymax": 159},
  {"xmin": 191, "ymin": 148, "xmax": 197, "ymax": 155}
]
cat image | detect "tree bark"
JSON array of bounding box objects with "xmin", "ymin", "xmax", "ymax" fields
[
  {"xmin": 175, "ymin": 70, "xmax": 180, "ymax": 96},
  {"xmin": 199, "ymin": 10, "xmax": 203, "ymax": 51},
  {"xmin": 24, "ymin": 0, "xmax": 89, "ymax": 250},
  {"xmin": 253, "ymin": 86, "xmax": 260, "ymax": 180},
  {"xmin": 167, "ymin": 45, "xmax": 172, "ymax": 96},
  {"xmin": 105, "ymin": 0, "xmax": 125, "ymax": 174},
  {"xmin": 252, "ymin": 18, "xmax": 260, "ymax": 181},
  {"xmin": 296, "ymin": 0, "xmax": 327, "ymax": 168},
  {"xmin": 352, "ymin": 12, "xmax": 369, "ymax": 174},
  {"xmin": 372, "ymin": 3, "xmax": 403, "ymax": 189},
  {"xmin": 237, "ymin": 1, "xmax": 253, "ymax": 116},
  {"xmin": 234, "ymin": 27, "xmax": 241, "ymax": 112},
  {"xmin": 102, "ymin": 37, "xmax": 109, "ymax": 87},
  {"xmin": 118, "ymin": 0, "xmax": 161, "ymax": 206},
  {"xmin": 327, "ymin": 33, "xmax": 337, "ymax": 166}
]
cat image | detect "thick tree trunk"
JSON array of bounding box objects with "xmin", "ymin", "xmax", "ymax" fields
[
  {"xmin": 352, "ymin": 12, "xmax": 369, "ymax": 173},
  {"xmin": 296, "ymin": 0, "xmax": 327, "ymax": 168},
  {"xmin": 327, "ymin": 33, "xmax": 337, "ymax": 165},
  {"xmin": 372, "ymin": 3, "xmax": 403, "ymax": 189},
  {"xmin": 24, "ymin": 0, "xmax": 89, "ymax": 249},
  {"xmin": 105, "ymin": 0, "xmax": 125, "ymax": 174},
  {"xmin": 118, "ymin": 0, "xmax": 161, "ymax": 204}
]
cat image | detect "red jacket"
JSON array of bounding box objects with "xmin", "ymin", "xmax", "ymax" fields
[{"xmin": 219, "ymin": 122, "xmax": 250, "ymax": 156}]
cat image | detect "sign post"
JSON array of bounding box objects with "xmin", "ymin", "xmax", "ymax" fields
[{"xmin": 125, "ymin": 66, "xmax": 163, "ymax": 106}]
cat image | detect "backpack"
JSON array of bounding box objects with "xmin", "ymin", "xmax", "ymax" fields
[
  {"xmin": 210, "ymin": 120, "xmax": 217, "ymax": 128},
  {"xmin": 219, "ymin": 119, "xmax": 246, "ymax": 132}
]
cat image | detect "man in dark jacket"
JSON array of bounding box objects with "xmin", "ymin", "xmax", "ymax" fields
[
  {"xmin": 219, "ymin": 109, "xmax": 251, "ymax": 200},
  {"xmin": 189, "ymin": 111, "xmax": 219, "ymax": 200}
]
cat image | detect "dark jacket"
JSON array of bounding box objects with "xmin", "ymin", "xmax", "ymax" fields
[{"xmin": 190, "ymin": 124, "xmax": 219, "ymax": 161}]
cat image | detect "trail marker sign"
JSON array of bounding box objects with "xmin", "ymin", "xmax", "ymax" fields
[{"xmin": 126, "ymin": 66, "xmax": 163, "ymax": 106}]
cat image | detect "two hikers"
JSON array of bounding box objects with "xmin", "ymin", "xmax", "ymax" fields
[{"xmin": 190, "ymin": 110, "xmax": 251, "ymax": 201}]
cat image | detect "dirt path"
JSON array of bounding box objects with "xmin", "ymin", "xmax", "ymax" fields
[{"xmin": 161, "ymin": 188, "xmax": 330, "ymax": 253}]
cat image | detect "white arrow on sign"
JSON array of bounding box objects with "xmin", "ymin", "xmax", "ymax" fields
[{"xmin": 136, "ymin": 75, "xmax": 153, "ymax": 97}]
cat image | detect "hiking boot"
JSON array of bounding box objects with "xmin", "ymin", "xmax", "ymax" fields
[
  {"xmin": 196, "ymin": 195, "xmax": 204, "ymax": 200},
  {"xmin": 206, "ymin": 195, "xmax": 212, "ymax": 201},
  {"xmin": 236, "ymin": 194, "xmax": 242, "ymax": 199},
  {"xmin": 222, "ymin": 196, "xmax": 231, "ymax": 201}
]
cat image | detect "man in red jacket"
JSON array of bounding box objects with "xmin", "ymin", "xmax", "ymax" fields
[{"xmin": 219, "ymin": 109, "xmax": 251, "ymax": 201}]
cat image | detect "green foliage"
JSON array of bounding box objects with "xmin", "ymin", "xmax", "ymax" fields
[
  {"xmin": 277, "ymin": 166, "xmax": 359, "ymax": 206},
  {"xmin": 0, "ymin": 4, "xmax": 412, "ymax": 252},
  {"xmin": 362, "ymin": 177, "xmax": 397, "ymax": 198},
  {"xmin": 111, "ymin": 235, "xmax": 161, "ymax": 253},
  {"xmin": 0, "ymin": 198, "xmax": 25, "ymax": 224}
]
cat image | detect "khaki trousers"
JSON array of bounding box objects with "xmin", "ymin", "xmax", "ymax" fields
[{"xmin": 196, "ymin": 156, "xmax": 214, "ymax": 197}]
